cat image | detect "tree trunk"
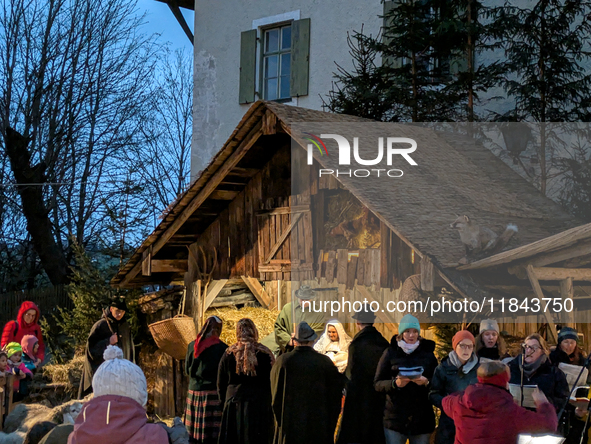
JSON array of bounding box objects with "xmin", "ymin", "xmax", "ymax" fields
[{"xmin": 4, "ymin": 127, "xmax": 70, "ymax": 285}]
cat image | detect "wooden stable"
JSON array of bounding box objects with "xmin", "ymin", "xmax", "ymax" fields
[{"xmin": 113, "ymin": 101, "xmax": 591, "ymax": 415}]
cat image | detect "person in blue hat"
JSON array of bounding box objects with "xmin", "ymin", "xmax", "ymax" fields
[{"xmin": 374, "ymin": 314, "xmax": 438, "ymax": 444}]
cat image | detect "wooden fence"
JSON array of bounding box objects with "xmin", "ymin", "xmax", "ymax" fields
[{"xmin": 0, "ymin": 286, "xmax": 73, "ymax": 328}]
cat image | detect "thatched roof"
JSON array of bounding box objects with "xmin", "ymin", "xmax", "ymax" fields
[{"xmin": 112, "ymin": 101, "xmax": 583, "ymax": 287}]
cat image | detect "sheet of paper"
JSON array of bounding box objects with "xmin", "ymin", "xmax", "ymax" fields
[
  {"xmin": 509, "ymin": 383, "xmax": 538, "ymax": 409},
  {"xmin": 517, "ymin": 433, "xmax": 565, "ymax": 444},
  {"xmin": 558, "ymin": 362, "xmax": 588, "ymax": 391}
]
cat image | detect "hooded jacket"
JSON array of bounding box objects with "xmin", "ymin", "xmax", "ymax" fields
[
  {"xmin": 442, "ymin": 383, "xmax": 558, "ymax": 444},
  {"xmin": 374, "ymin": 336, "xmax": 438, "ymax": 435},
  {"xmin": 68, "ymin": 395, "xmax": 169, "ymax": 444},
  {"xmin": 1, "ymin": 301, "xmax": 45, "ymax": 361}
]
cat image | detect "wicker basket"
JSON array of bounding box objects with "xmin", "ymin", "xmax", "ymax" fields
[{"xmin": 148, "ymin": 315, "xmax": 196, "ymax": 360}]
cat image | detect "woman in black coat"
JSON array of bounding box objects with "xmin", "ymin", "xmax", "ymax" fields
[
  {"xmin": 217, "ymin": 318, "xmax": 275, "ymax": 444},
  {"xmin": 374, "ymin": 314, "xmax": 438, "ymax": 444},
  {"xmin": 429, "ymin": 330, "xmax": 480, "ymax": 444},
  {"xmin": 508, "ymin": 333, "xmax": 569, "ymax": 413},
  {"xmin": 549, "ymin": 327, "xmax": 589, "ymax": 444}
]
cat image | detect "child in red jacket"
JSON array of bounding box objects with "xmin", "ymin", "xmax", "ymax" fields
[{"xmin": 442, "ymin": 360, "xmax": 558, "ymax": 444}]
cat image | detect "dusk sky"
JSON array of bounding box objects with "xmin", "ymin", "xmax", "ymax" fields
[{"xmin": 137, "ymin": 0, "xmax": 194, "ymax": 51}]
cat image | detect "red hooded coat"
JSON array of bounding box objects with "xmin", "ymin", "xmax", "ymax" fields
[
  {"xmin": 1, "ymin": 301, "xmax": 45, "ymax": 361},
  {"xmin": 68, "ymin": 395, "xmax": 169, "ymax": 444},
  {"xmin": 442, "ymin": 383, "xmax": 558, "ymax": 444}
]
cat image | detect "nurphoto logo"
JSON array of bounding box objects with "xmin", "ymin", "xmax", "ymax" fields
[{"xmin": 305, "ymin": 133, "xmax": 418, "ymax": 178}]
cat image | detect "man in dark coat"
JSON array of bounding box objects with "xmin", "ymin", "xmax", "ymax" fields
[
  {"xmin": 271, "ymin": 322, "xmax": 345, "ymax": 444},
  {"xmin": 78, "ymin": 297, "xmax": 134, "ymax": 399},
  {"xmin": 337, "ymin": 309, "xmax": 389, "ymax": 444}
]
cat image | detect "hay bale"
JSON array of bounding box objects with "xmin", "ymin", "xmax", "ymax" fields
[
  {"xmin": 42, "ymin": 354, "xmax": 84, "ymax": 388},
  {"xmin": 204, "ymin": 306, "xmax": 279, "ymax": 345}
]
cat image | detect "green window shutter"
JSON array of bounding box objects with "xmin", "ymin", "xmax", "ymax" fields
[
  {"xmin": 290, "ymin": 18, "xmax": 310, "ymax": 97},
  {"xmin": 239, "ymin": 29, "xmax": 257, "ymax": 104},
  {"xmin": 382, "ymin": 1, "xmax": 402, "ymax": 69}
]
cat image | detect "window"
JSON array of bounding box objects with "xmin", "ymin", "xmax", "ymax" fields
[
  {"xmin": 239, "ymin": 17, "xmax": 310, "ymax": 104},
  {"xmin": 262, "ymin": 25, "xmax": 291, "ymax": 101}
]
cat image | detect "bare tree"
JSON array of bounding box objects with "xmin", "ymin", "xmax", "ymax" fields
[
  {"xmin": 133, "ymin": 48, "xmax": 193, "ymax": 216},
  {"xmin": 0, "ymin": 0, "xmax": 160, "ymax": 285}
]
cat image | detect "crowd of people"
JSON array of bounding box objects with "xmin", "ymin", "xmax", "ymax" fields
[
  {"xmin": 179, "ymin": 304, "xmax": 582, "ymax": 444},
  {"xmin": 1, "ymin": 295, "xmax": 590, "ymax": 444}
]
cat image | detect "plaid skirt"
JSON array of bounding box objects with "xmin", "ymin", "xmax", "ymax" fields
[{"xmin": 184, "ymin": 389, "xmax": 223, "ymax": 443}]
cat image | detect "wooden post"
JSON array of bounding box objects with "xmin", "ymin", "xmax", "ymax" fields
[
  {"xmin": 560, "ymin": 277, "xmax": 575, "ymax": 328},
  {"xmin": 526, "ymin": 265, "xmax": 558, "ymax": 343}
]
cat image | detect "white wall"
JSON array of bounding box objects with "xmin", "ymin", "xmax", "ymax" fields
[{"xmin": 191, "ymin": 0, "xmax": 382, "ymax": 178}]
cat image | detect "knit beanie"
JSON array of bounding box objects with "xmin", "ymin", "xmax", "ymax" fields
[
  {"xmin": 452, "ymin": 330, "xmax": 475, "ymax": 350},
  {"xmin": 398, "ymin": 314, "xmax": 420, "ymax": 335},
  {"xmin": 479, "ymin": 319, "xmax": 499, "ymax": 334},
  {"xmin": 558, "ymin": 326, "xmax": 578, "ymax": 344},
  {"xmin": 5, "ymin": 342, "xmax": 22, "ymax": 358},
  {"xmin": 92, "ymin": 346, "xmax": 148, "ymax": 407}
]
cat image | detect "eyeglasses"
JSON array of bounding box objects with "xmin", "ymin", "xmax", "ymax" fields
[
  {"xmin": 458, "ymin": 343, "xmax": 474, "ymax": 350},
  {"xmin": 524, "ymin": 345, "xmax": 540, "ymax": 353}
]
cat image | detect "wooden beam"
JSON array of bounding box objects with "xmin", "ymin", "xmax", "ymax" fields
[
  {"xmin": 355, "ymin": 285, "xmax": 396, "ymax": 334},
  {"xmin": 262, "ymin": 110, "xmax": 277, "ymax": 135},
  {"xmin": 526, "ymin": 265, "xmax": 557, "ymax": 343},
  {"xmin": 256, "ymin": 205, "xmax": 310, "ymax": 216},
  {"xmin": 142, "ymin": 246, "xmax": 152, "ymax": 276},
  {"xmin": 525, "ymin": 241, "xmax": 591, "ymax": 268},
  {"xmin": 263, "ymin": 212, "xmax": 304, "ymax": 264},
  {"xmin": 166, "ymin": 1, "xmax": 193, "ymax": 45},
  {"xmin": 118, "ymin": 123, "xmax": 263, "ymax": 287},
  {"xmin": 420, "ymin": 256, "xmax": 434, "ymax": 292},
  {"xmin": 151, "ymin": 260, "xmax": 188, "ymax": 273},
  {"xmin": 209, "ymin": 190, "xmax": 239, "ymax": 200},
  {"xmin": 458, "ymin": 223, "xmax": 591, "ymax": 270},
  {"xmin": 560, "ymin": 277, "xmax": 575, "ymax": 328},
  {"xmin": 203, "ymin": 279, "xmax": 229, "ymax": 311},
  {"xmin": 241, "ymin": 276, "xmax": 272, "ymax": 307},
  {"xmin": 533, "ymin": 267, "xmax": 591, "ymax": 281}
]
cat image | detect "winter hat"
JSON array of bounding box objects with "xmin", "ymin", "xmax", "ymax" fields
[
  {"xmin": 21, "ymin": 335, "xmax": 39, "ymax": 357},
  {"xmin": 5, "ymin": 342, "xmax": 22, "ymax": 358},
  {"xmin": 479, "ymin": 319, "xmax": 499, "ymax": 334},
  {"xmin": 558, "ymin": 326, "xmax": 578, "ymax": 344},
  {"xmin": 294, "ymin": 322, "xmax": 318, "ymax": 342},
  {"xmin": 477, "ymin": 360, "xmax": 510, "ymax": 388},
  {"xmin": 398, "ymin": 314, "xmax": 420, "ymax": 335},
  {"xmin": 92, "ymin": 346, "xmax": 148, "ymax": 407},
  {"xmin": 452, "ymin": 330, "xmax": 476, "ymax": 350},
  {"xmin": 109, "ymin": 296, "xmax": 128, "ymax": 312}
]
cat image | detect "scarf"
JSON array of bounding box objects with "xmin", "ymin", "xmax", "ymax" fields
[
  {"xmin": 478, "ymin": 346, "xmax": 500, "ymax": 361},
  {"xmin": 448, "ymin": 351, "xmax": 479, "ymax": 374},
  {"xmin": 519, "ymin": 353, "xmax": 548, "ymax": 378},
  {"xmin": 398, "ymin": 339, "xmax": 420, "ymax": 354},
  {"xmin": 194, "ymin": 335, "xmax": 220, "ymax": 359},
  {"xmin": 226, "ymin": 319, "xmax": 275, "ymax": 376}
]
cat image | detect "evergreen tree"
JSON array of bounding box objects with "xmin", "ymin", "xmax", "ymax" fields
[
  {"xmin": 47, "ymin": 242, "xmax": 140, "ymax": 361},
  {"xmin": 440, "ymin": 0, "xmax": 507, "ymax": 121},
  {"xmin": 378, "ymin": 0, "xmax": 454, "ymax": 122},
  {"xmin": 323, "ymin": 30, "xmax": 396, "ymax": 121},
  {"xmin": 498, "ymin": 0, "xmax": 591, "ymax": 194}
]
